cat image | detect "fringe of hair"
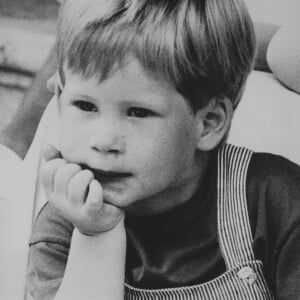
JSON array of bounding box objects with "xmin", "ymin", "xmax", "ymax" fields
[{"xmin": 57, "ymin": 0, "xmax": 256, "ymax": 111}]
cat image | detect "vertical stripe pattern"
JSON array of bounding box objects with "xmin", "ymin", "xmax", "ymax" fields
[
  {"xmin": 124, "ymin": 144, "xmax": 274, "ymax": 299},
  {"xmin": 217, "ymin": 144, "xmax": 254, "ymax": 269}
]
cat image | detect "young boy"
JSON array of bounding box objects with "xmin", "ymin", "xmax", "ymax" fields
[{"xmin": 26, "ymin": 0, "xmax": 300, "ymax": 299}]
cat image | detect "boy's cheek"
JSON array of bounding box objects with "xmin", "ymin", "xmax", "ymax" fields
[
  {"xmin": 58, "ymin": 130, "xmax": 81, "ymax": 162},
  {"xmin": 58, "ymin": 143, "xmax": 81, "ymax": 163},
  {"xmin": 58, "ymin": 134, "xmax": 92, "ymax": 168}
]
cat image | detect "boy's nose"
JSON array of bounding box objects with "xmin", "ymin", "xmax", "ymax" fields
[{"xmin": 89, "ymin": 121, "xmax": 125, "ymax": 155}]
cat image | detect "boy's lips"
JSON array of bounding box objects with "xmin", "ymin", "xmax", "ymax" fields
[
  {"xmin": 79, "ymin": 164, "xmax": 132, "ymax": 183},
  {"xmin": 91, "ymin": 169, "xmax": 132, "ymax": 183}
]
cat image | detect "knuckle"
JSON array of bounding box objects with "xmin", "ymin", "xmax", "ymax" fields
[
  {"xmin": 81, "ymin": 169, "xmax": 94, "ymax": 179},
  {"xmin": 75, "ymin": 170, "xmax": 95, "ymax": 187},
  {"xmin": 42, "ymin": 159, "xmax": 66, "ymax": 177},
  {"xmin": 55, "ymin": 162, "xmax": 78, "ymax": 181},
  {"xmin": 68, "ymin": 163, "xmax": 82, "ymax": 173},
  {"xmin": 49, "ymin": 158, "xmax": 66, "ymax": 168}
]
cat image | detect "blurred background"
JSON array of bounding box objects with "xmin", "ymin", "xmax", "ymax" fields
[
  {"xmin": 0, "ymin": 0, "xmax": 299, "ymax": 134},
  {"xmin": 0, "ymin": 0, "xmax": 59, "ymax": 133}
]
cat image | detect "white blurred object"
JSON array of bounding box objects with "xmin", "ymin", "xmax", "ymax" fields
[
  {"xmin": 229, "ymin": 71, "xmax": 300, "ymax": 165},
  {"xmin": 0, "ymin": 145, "xmax": 32, "ymax": 300},
  {"xmin": 244, "ymin": 0, "xmax": 300, "ymax": 25},
  {"xmin": 0, "ymin": 99, "xmax": 58, "ymax": 300},
  {"xmin": 267, "ymin": 22, "xmax": 300, "ymax": 94},
  {"xmin": 0, "ymin": 26, "xmax": 54, "ymax": 73}
]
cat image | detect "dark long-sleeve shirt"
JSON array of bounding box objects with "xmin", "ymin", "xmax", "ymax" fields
[{"xmin": 27, "ymin": 152, "xmax": 300, "ymax": 299}]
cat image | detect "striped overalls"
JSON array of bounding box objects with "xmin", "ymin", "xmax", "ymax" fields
[{"xmin": 124, "ymin": 144, "xmax": 274, "ymax": 299}]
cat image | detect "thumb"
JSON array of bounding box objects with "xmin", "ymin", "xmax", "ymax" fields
[{"xmin": 42, "ymin": 144, "xmax": 61, "ymax": 162}]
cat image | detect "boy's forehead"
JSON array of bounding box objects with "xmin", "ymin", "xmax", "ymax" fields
[
  {"xmin": 59, "ymin": 60, "xmax": 193, "ymax": 112},
  {"xmin": 61, "ymin": 58, "xmax": 174, "ymax": 92}
]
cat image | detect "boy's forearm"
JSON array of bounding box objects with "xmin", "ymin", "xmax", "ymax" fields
[{"xmin": 54, "ymin": 221, "xmax": 126, "ymax": 300}]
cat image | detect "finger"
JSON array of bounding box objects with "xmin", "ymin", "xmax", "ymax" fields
[
  {"xmin": 85, "ymin": 179, "xmax": 103, "ymax": 209},
  {"xmin": 68, "ymin": 169, "xmax": 94, "ymax": 205},
  {"xmin": 53, "ymin": 163, "xmax": 82, "ymax": 196},
  {"xmin": 41, "ymin": 158, "xmax": 66, "ymax": 195},
  {"xmin": 85, "ymin": 180, "xmax": 125, "ymax": 231},
  {"xmin": 42, "ymin": 144, "xmax": 62, "ymax": 162}
]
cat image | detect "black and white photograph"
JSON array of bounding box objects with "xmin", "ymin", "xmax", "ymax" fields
[{"xmin": 0, "ymin": 0, "xmax": 299, "ymax": 299}]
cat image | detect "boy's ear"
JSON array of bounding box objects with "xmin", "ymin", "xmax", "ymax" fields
[{"xmin": 195, "ymin": 97, "xmax": 233, "ymax": 151}]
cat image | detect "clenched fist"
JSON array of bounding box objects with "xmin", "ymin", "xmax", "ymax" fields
[{"xmin": 41, "ymin": 144, "xmax": 124, "ymax": 235}]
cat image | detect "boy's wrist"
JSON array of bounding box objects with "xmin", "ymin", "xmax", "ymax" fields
[
  {"xmin": 56, "ymin": 220, "xmax": 126, "ymax": 300},
  {"xmin": 70, "ymin": 221, "xmax": 126, "ymax": 267},
  {"xmin": 73, "ymin": 219, "xmax": 126, "ymax": 241},
  {"xmin": 75, "ymin": 212, "xmax": 125, "ymax": 237}
]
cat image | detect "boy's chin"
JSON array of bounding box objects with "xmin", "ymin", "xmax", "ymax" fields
[
  {"xmin": 102, "ymin": 189, "xmax": 132, "ymax": 208},
  {"xmin": 123, "ymin": 198, "xmax": 170, "ymax": 217},
  {"xmin": 102, "ymin": 187, "xmax": 170, "ymax": 216},
  {"xmin": 102, "ymin": 191, "xmax": 148, "ymax": 216}
]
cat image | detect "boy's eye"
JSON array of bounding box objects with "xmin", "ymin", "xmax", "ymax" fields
[
  {"xmin": 127, "ymin": 107, "xmax": 155, "ymax": 118},
  {"xmin": 73, "ymin": 100, "xmax": 97, "ymax": 112}
]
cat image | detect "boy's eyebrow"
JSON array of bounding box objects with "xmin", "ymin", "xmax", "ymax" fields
[
  {"xmin": 67, "ymin": 93, "xmax": 98, "ymax": 103},
  {"xmin": 65, "ymin": 92, "xmax": 169, "ymax": 110}
]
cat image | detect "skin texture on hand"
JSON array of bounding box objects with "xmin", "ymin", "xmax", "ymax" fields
[
  {"xmin": 41, "ymin": 144, "xmax": 125, "ymax": 235},
  {"xmin": 55, "ymin": 224, "xmax": 126, "ymax": 300}
]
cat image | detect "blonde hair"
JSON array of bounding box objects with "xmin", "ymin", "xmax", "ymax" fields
[{"xmin": 57, "ymin": 0, "xmax": 256, "ymax": 111}]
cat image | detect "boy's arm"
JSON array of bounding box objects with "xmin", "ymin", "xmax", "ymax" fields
[
  {"xmin": 55, "ymin": 224, "xmax": 126, "ymax": 300},
  {"xmin": 275, "ymin": 222, "xmax": 300, "ymax": 299},
  {"xmin": 27, "ymin": 202, "xmax": 126, "ymax": 300},
  {"xmin": 269, "ymin": 159, "xmax": 300, "ymax": 298},
  {"xmin": 248, "ymin": 154, "xmax": 300, "ymax": 299},
  {"xmin": 27, "ymin": 145, "xmax": 126, "ymax": 299}
]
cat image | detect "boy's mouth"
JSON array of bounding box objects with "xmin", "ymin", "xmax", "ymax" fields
[
  {"xmin": 79, "ymin": 164, "xmax": 132, "ymax": 184},
  {"xmin": 91, "ymin": 168, "xmax": 132, "ymax": 184}
]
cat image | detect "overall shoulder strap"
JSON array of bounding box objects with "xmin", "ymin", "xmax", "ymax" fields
[{"xmin": 217, "ymin": 143, "xmax": 254, "ymax": 269}]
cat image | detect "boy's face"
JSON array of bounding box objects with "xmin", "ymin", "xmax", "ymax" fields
[{"xmin": 58, "ymin": 59, "xmax": 204, "ymax": 215}]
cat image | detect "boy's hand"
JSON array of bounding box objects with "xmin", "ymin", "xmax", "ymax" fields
[{"xmin": 41, "ymin": 144, "xmax": 124, "ymax": 235}]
